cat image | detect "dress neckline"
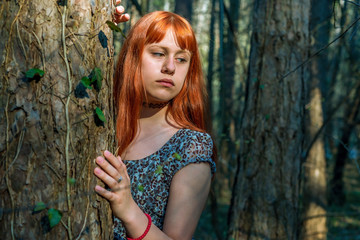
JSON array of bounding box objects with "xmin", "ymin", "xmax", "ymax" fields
[{"xmin": 123, "ymin": 128, "xmax": 184, "ymax": 162}]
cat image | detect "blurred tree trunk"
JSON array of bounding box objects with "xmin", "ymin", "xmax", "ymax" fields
[
  {"xmin": 326, "ymin": 1, "xmax": 348, "ymax": 157},
  {"xmin": 328, "ymin": 0, "xmax": 360, "ymax": 206},
  {"xmin": 0, "ymin": 1, "xmax": 116, "ymax": 239},
  {"xmin": 300, "ymin": 0, "xmax": 331, "ymax": 239},
  {"xmin": 221, "ymin": 0, "xmax": 240, "ymax": 177},
  {"xmin": 174, "ymin": 0, "xmax": 193, "ymax": 22},
  {"xmin": 227, "ymin": 0, "xmax": 310, "ymax": 239},
  {"xmin": 207, "ymin": 0, "xmax": 216, "ymax": 116},
  {"xmin": 329, "ymin": 83, "xmax": 360, "ymax": 206},
  {"xmin": 218, "ymin": 0, "xmax": 240, "ymax": 202}
]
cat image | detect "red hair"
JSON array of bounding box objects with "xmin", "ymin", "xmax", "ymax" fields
[{"xmin": 114, "ymin": 11, "xmax": 209, "ymax": 156}]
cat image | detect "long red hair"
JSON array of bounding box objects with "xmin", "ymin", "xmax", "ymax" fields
[{"xmin": 114, "ymin": 11, "xmax": 209, "ymax": 156}]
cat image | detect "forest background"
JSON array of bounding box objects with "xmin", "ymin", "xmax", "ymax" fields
[{"xmin": 0, "ymin": 0, "xmax": 360, "ymax": 239}]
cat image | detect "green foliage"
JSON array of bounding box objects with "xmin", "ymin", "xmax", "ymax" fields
[
  {"xmin": 25, "ymin": 68, "xmax": 44, "ymax": 82},
  {"xmin": 91, "ymin": 67, "xmax": 103, "ymax": 90},
  {"xmin": 106, "ymin": 21, "xmax": 126, "ymax": 38},
  {"xmin": 47, "ymin": 208, "xmax": 62, "ymax": 228},
  {"xmin": 33, "ymin": 202, "xmax": 46, "ymax": 213},
  {"xmin": 95, "ymin": 107, "xmax": 106, "ymax": 122},
  {"xmin": 79, "ymin": 67, "xmax": 103, "ymax": 91},
  {"xmin": 67, "ymin": 177, "xmax": 76, "ymax": 185},
  {"xmin": 80, "ymin": 76, "xmax": 92, "ymax": 89},
  {"xmin": 245, "ymin": 138, "xmax": 255, "ymax": 144}
]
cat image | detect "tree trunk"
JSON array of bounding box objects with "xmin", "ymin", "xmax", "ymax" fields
[
  {"xmin": 329, "ymin": 86, "xmax": 360, "ymax": 206},
  {"xmin": 0, "ymin": 1, "xmax": 115, "ymax": 239},
  {"xmin": 227, "ymin": 0, "xmax": 310, "ymax": 239},
  {"xmin": 301, "ymin": 86, "xmax": 327, "ymax": 239},
  {"xmin": 174, "ymin": 0, "xmax": 193, "ymax": 22},
  {"xmin": 300, "ymin": 0, "xmax": 331, "ymax": 238}
]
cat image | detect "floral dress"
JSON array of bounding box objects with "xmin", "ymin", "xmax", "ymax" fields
[{"xmin": 114, "ymin": 128, "xmax": 216, "ymax": 239}]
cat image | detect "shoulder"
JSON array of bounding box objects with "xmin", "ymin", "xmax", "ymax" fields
[
  {"xmin": 170, "ymin": 128, "xmax": 216, "ymax": 175},
  {"xmin": 175, "ymin": 128, "xmax": 213, "ymax": 149}
]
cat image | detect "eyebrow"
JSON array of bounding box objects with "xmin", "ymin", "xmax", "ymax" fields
[{"xmin": 147, "ymin": 45, "xmax": 191, "ymax": 55}]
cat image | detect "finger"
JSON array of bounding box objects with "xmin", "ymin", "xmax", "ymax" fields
[
  {"xmin": 104, "ymin": 150, "xmax": 124, "ymax": 170},
  {"xmin": 115, "ymin": 5, "xmax": 125, "ymax": 15},
  {"xmin": 95, "ymin": 185, "xmax": 115, "ymax": 201},
  {"xmin": 114, "ymin": 13, "xmax": 130, "ymax": 23},
  {"xmin": 94, "ymin": 166, "xmax": 118, "ymax": 188},
  {"xmin": 117, "ymin": 156, "xmax": 130, "ymax": 179},
  {"xmin": 96, "ymin": 156, "xmax": 120, "ymax": 180},
  {"xmin": 115, "ymin": 0, "xmax": 121, "ymax": 6}
]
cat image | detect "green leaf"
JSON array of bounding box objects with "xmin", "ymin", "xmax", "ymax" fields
[
  {"xmin": 155, "ymin": 165, "xmax": 163, "ymax": 175},
  {"xmin": 26, "ymin": 68, "xmax": 44, "ymax": 79},
  {"xmin": 95, "ymin": 107, "xmax": 106, "ymax": 122},
  {"xmin": 259, "ymin": 84, "xmax": 265, "ymax": 90},
  {"xmin": 172, "ymin": 152, "xmax": 182, "ymax": 161},
  {"xmin": 67, "ymin": 177, "xmax": 76, "ymax": 185},
  {"xmin": 138, "ymin": 184, "xmax": 144, "ymax": 192},
  {"xmin": 105, "ymin": 21, "xmax": 126, "ymax": 38},
  {"xmin": 33, "ymin": 202, "xmax": 46, "ymax": 213},
  {"xmin": 48, "ymin": 208, "xmax": 62, "ymax": 228},
  {"xmin": 80, "ymin": 76, "xmax": 92, "ymax": 89},
  {"xmin": 91, "ymin": 67, "xmax": 103, "ymax": 90},
  {"xmin": 265, "ymin": 114, "xmax": 270, "ymax": 120}
]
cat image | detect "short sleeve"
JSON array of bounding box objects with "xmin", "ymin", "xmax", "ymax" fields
[{"xmin": 171, "ymin": 130, "xmax": 216, "ymax": 176}]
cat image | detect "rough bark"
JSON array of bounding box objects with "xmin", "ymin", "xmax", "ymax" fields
[
  {"xmin": 0, "ymin": 0, "xmax": 116, "ymax": 239},
  {"xmin": 300, "ymin": 0, "xmax": 331, "ymax": 238},
  {"xmin": 227, "ymin": 0, "xmax": 310, "ymax": 239}
]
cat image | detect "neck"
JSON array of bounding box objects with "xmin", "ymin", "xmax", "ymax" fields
[{"xmin": 140, "ymin": 104, "xmax": 168, "ymax": 126}]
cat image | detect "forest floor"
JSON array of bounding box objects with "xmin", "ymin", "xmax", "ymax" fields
[
  {"xmin": 194, "ymin": 160, "xmax": 360, "ymax": 240},
  {"xmin": 327, "ymin": 161, "xmax": 360, "ymax": 240}
]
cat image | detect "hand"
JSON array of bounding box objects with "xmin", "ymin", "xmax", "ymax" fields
[
  {"xmin": 94, "ymin": 150, "xmax": 137, "ymax": 221},
  {"xmin": 113, "ymin": 0, "xmax": 130, "ymax": 24}
]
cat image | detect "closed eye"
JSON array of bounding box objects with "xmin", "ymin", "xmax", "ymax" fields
[
  {"xmin": 176, "ymin": 58, "xmax": 188, "ymax": 63},
  {"xmin": 152, "ymin": 52, "xmax": 165, "ymax": 57}
]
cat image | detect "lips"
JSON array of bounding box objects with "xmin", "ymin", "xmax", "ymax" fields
[{"xmin": 156, "ymin": 79, "xmax": 175, "ymax": 87}]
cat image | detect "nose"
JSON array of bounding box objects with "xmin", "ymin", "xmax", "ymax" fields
[{"xmin": 161, "ymin": 57, "xmax": 175, "ymax": 75}]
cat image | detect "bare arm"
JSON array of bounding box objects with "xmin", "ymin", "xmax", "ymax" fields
[{"xmin": 163, "ymin": 162, "xmax": 212, "ymax": 239}]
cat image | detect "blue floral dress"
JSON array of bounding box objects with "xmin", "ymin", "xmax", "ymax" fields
[{"xmin": 113, "ymin": 128, "xmax": 216, "ymax": 239}]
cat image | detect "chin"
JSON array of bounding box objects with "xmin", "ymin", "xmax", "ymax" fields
[{"xmin": 147, "ymin": 94, "xmax": 175, "ymax": 103}]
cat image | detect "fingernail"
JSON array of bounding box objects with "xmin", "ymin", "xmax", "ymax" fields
[
  {"xmin": 104, "ymin": 150, "xmax": 110, "ymax": 156},
  {"xmin": 96, "ymin": 157, "xmax": 103, "ymax": 163}
]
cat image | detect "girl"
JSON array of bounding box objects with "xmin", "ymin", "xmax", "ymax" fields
[{"xmin": 94, "ymin": 3, "xmax": 216, "ymax": 239}]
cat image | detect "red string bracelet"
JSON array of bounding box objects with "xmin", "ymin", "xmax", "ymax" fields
[{"xmin": 127, "ymin": 213, "xmax": 152, "ymax": 240}]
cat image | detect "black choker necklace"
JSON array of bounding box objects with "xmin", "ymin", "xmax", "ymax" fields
[{"xmin": 142, "ymin": 102, "xmax": 168, "ymax": 108}]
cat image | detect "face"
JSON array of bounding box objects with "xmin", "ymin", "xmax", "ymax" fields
[{"xmin": 141, "ymin": 30, "xmax": 191, "ymax": 103}]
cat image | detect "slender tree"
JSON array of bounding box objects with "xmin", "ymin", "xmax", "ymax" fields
[
  {"xmin": 0, "ymin": 1, "xmax": 116, "ymax": 239},
  {"xmin": 300, "ymin": 0, "xmax": 332, "ymax": 238},
  {"xmin": 227, "ymin": 0, "xmax": 310, "ymax": 239}
]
